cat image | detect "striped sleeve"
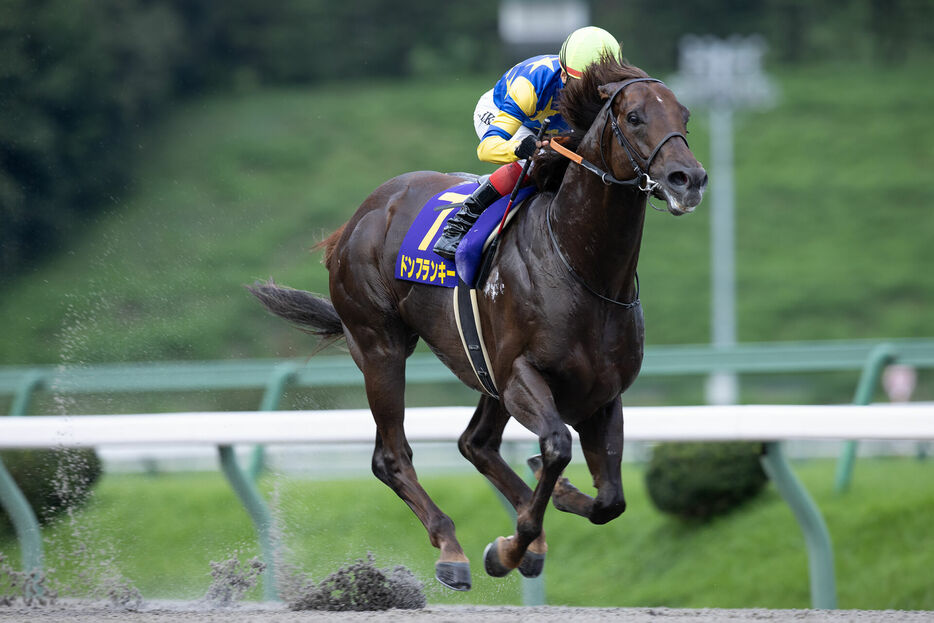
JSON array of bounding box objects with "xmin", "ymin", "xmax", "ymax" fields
[{"xmin": 477, "ymin": 135, "xmax": 521, "ymax": 164}]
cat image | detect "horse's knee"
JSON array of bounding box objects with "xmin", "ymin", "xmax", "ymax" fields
[
  {"xmin": 590, "ymin": 492, "xmax": 626, "ymax": 525},
  {"xmin": 540, "ymin": 427, "xmax": 572, "ymax": 471}
]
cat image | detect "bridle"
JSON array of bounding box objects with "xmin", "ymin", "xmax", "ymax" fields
[
  {"xmin": 544, "ymin": 77, "xmax": 687, "ymax": 308},
  {"xmin": 549, "ymin": 77, "xmax": 688, "ymax": 195}
]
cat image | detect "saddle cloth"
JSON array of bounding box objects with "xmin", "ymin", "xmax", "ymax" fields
[{"xmin": 395, "ymin": 181, "xmax": 536, "ymax": 289}]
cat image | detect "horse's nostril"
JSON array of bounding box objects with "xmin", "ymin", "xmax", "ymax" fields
[
  {"xmin": 700, "ymin": 173, "xmax": 709, "ymax": 188},
  {"xmin": 667, "ymin": 171, "xmax": 688, "ymax": 187}
]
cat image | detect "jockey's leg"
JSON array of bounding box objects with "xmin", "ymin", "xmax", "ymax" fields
[{"xmin": 432, "ymin": 161, "xmax": 524, "ymax": 261}]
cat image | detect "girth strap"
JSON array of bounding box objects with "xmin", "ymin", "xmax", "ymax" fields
[{"xmin": 453, "ymin": 278, "xmax": 499, "ymax": 399}]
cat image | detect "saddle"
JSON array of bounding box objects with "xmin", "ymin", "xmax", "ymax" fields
[{"xmin": 396, "ymin": 180, "xmax": 538, "ymax": 398}]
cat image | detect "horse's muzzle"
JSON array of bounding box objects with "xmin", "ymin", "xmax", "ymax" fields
[{"xmin": 659, "ymin": 163, "xmax": 708, "ymax": 214}]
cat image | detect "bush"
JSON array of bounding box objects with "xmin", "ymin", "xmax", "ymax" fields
[
  {"xmin": 0, "ymin": 448, "xmax": 103, "ymax": 533},
  {"xmin": 645, "ymin": 442, "xmax": 768, "ymax": 521}
]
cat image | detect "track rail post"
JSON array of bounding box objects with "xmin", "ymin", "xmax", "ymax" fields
[
  {"xmin": 760, "ymin": 441, "xmax": 836, "ymax": 609},
  {"xmin": 248, "ymin": 363, "xmax": 300, "ymax": 480},
  {"xmin": 1, "ymin": 370, "xmax": 46, "ymax": 577},
  {"xmin": 218, "ymin": 445, "xmax": 278, "ymax": 601},
  {"xmin": 834, "ymin": 343, "xmax": 896, "ymax": 493}
]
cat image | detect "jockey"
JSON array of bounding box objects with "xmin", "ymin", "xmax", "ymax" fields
[{"xmin": 433, "ymin": 26, "xmax": 622, "ymax": 261}]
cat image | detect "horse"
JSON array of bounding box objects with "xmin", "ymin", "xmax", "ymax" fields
[{"xmin": 249, "ymin": 57, "xmax": 707, "ymax": 591}]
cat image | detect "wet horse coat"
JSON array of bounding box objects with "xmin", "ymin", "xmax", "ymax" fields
[{"xmin": 250, "ymin": 59, "xmax": 707, "ymax": 590}]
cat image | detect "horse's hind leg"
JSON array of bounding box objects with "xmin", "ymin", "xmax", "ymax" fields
[
  {"xmin": 529, "ymin": 396, "xmax": 627, "ymax": 524},
  {"xmin": 346, "ymin": 325, "xmax": 472, "ymax": 591},
  {"xmin": 457, "ymin": 396, "xmax": 547, "ymax": 577}
]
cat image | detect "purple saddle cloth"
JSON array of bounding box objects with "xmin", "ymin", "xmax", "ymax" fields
[{"xmin": 395, "ymin": 181, "xmax": 536, "ymax": 288}]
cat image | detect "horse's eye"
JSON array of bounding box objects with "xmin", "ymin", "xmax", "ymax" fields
[{"xmin": 626, "ymin": 113, "xmax": 641, "ymax": 126}]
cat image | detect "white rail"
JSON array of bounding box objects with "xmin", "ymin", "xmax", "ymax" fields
[{"xmin": 1, "ymin": 404, "xmax": 932, "ymax": 448}]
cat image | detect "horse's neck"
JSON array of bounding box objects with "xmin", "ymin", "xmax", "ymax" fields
[{"xmin": 548, "ymin": 153, "xmax": 647, "ymax": 303}]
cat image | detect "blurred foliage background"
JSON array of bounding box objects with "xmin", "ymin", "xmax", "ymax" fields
[
  {"xmin": 3, "ymin": 0, "xmax": 933, "ymax": 277},
  {"xmin": 1, "ymin": 0, "xmax": 932, "ymax": 376}
]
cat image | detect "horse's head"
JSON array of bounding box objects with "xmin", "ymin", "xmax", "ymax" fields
[{"xmin": 596, "ymin": 78, "xmax": 707, "ymax": 215}]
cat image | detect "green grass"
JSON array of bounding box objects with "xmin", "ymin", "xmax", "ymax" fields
[
  {"xmin": 2, "ymin": 457, "xmax": 932, "ymax": 608},
  {"xmin": 0, "ymin": 62, "xmax": 932, "ymax": 369}
]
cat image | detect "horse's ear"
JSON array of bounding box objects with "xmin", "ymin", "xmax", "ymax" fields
[{"xmin": 598, "ymin": 82, "xmax": 623, "ymax": 100}]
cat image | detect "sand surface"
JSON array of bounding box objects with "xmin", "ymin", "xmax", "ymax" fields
[{"xmin": 0, "ymin": 603, "xmax": 932, "ymax": 623}]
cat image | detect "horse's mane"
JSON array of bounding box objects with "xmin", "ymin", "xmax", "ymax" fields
[{"xmin": 531, "ymin": 56, "xmax": 649, "ymax": 192}]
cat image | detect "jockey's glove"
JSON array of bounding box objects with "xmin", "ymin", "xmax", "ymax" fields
[{"xmin": 514, "ymin": 135, "xmax": 538, "ymax": 160}]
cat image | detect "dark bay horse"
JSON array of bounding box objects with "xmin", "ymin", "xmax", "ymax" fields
[{"xmin": 250, "ymin": 58, "xmax": 707, "ymax": 591}]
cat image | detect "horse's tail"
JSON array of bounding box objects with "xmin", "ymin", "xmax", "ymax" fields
[{"xmin": 247, "ymin": 279, "xmax": 345, "ymax": 352}]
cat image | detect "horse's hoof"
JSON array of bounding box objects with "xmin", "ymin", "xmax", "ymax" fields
[
  {"xmin": 435, "ymin": 561, "xmax": 471, "ymax": 591},
  {"xmin": 518, "ymin": 550, "xmax": 546, "ymax": 578},
  {"xmin": 483, "ymin": 539, "xmax": 513, "ymax": 578},
  {"xmin": 527, "ymin": 454, "xmax": 543, "ymax": 478}
]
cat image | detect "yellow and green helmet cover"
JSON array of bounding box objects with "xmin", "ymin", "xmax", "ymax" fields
[{"xmin": 559, "ymin": 26, "xmax": 622, "ymax": 79}]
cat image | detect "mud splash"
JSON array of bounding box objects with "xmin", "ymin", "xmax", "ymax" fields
[
  {"xmin": 281, "ymin": 552, "xmax": 425, "ymax": 612},
  {"xmin": 0, "ymin": 554, "xmax": 56, "ymax": 607},
  {"xmin": 42, "ymin": 449, "xmax": 142, "ymax": 610},
  {"xmin": 202, "ymin": 554, "xmax": 266, "ymax": 607}
]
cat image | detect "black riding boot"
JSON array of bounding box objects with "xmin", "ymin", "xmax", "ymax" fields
[{"xmin": 432, "ymin": 180, "xmax": 503, "ymax": 261}]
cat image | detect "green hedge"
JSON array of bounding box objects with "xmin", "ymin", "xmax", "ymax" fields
[
  {"xmin": 0, "ymin": 448, "xmax": 102, "ymax": 533},
  {"xmin": 645, "ymin": 442, "xmax": 768, "ymax": 520}
]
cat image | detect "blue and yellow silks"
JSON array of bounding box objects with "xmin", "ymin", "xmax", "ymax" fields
[{"xmin": 477, "ymin": 55, "xmax": 570, "ymax": 164}]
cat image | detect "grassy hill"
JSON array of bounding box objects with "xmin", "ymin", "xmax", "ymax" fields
[{"xmin": 0, "ymin": 61, "xmax": 932, "ymax": 371}]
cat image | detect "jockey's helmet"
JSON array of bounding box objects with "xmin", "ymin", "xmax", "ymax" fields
[{"xmin": 559, "ymin": 26, "xmax": 622, "ymax": 79}]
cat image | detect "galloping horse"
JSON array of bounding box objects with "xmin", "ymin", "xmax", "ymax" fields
[{"xmin": 250, "ymin": 58, "xmax": 707, "ymax": 591}]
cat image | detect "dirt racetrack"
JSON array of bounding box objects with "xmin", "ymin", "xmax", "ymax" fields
[{"xmin": 1, "ymin": 603, "xmax": 932, "ymax": 622}]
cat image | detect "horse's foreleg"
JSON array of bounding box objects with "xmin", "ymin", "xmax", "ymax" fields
[
  {"xmin": 457, "ymin": 396, "xmax": 548, "ymax": 577},
  {"xmin": 527, "ymin": 454, "xmax": 595, "ymax": 516},
  {"xmin": 350, "ymin": 331, "xmax": 471, "ymax": 591},
  {"xmin": 483, "ymin": 358, "xmax": 570, "ymax": 576},
  {"xmin": 576, "ymin": 397, "xmax": 627, "ymax": 524},
  {"xmin": 527, "ymin": 397, "xmax": 626, "ymax": 524}
]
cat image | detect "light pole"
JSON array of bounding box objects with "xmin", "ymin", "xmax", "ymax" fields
[{"xmin": 669, "ymin": 35, "xmax": 777, "ymax": 405}]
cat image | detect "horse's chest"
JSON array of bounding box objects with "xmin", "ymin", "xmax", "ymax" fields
[{"xmin": 540, "ymin": 331, "xmax": 643, "ymax": 420}]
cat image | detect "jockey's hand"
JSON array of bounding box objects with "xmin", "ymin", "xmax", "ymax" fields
[{"xmin": 514, "ymin": 135, "xmax": 539, "ymax": 160}]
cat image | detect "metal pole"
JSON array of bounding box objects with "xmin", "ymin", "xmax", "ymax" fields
[
  {"xmin": 218, "ymin": 445, "xmax": 278, "ymax": 601},
  {"xmin": 834, "ymin": 344, "xmax": 896, "ymax": 492},
  {"xmin": 0, "ymin": 460, "xmax": 43, "ymax": 574},
  {"xmin": 760, "ymin": 442, "xmax": 837, "ymax": 609},
  {"xmin": 1, "ymin": 370, "xmax": 46, "ymax": 576},
  {"xmin": 248, "ymin": 363, "xmax": 299, "ymax": 480},
  {"xmin": 706, "ymin": 104, "xmax": 739, "ymax": 405}
]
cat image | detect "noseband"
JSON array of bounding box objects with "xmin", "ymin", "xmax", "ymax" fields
[{"xmin": 550, "ymin": 77, "xmax": 688, "ymax": 193}]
